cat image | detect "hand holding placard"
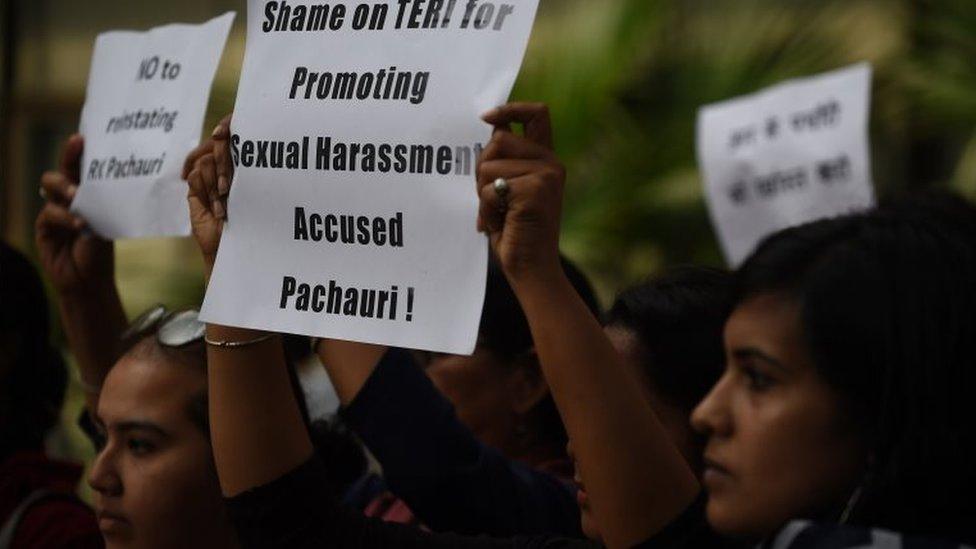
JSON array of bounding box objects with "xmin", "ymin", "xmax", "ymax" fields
[
  {"xmin": 477, "ymin": 103, "xmax": 564, "ymax": 284},
  {"xmin": 36, "ymin": 136, "xmax": 114, "ymax": 297}
]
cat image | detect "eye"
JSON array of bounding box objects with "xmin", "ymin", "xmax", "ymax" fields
[
  {"xmin": 742, "ymin": 364, "xmax": 775, "ymax": 392},
  {"xmin": 126, "ymin": 437, "xmax": 157, "ymax": 456}
]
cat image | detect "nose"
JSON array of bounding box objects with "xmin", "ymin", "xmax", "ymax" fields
[
  {"xmin": 690, "ymin": 371, "xmax": 733, "ymax": 439},
  {"xmin": 88, "ymin": 445, "xmax": 123, "ymax": 497}
]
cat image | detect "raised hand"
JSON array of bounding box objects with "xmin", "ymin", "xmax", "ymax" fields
[
  {"xmin": 36, "ymin": 134, "xmax": 126, "ymax": 410},
  {"xmin": 477, "ymin": 103, "xmax": 564, "ymax": 285},
  {"xmin": 183, "ymin": 113, "xmax": 233, "ymax": 182},
  {"xmin": 478, "ymin": 103, "xmax": 699, "ymax": 548},
  {"xmin": 186, "ymin": 115, "xmax": 234, "ymax": 276},
  {"xmin": 35, "ymin": 134, "xmax": 114, "ymax": 295}
]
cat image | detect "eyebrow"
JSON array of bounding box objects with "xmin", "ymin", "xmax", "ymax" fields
[
  {"xmin": 731, "ymin": 347, "xmax": 790, "ymax": 372},
  {"xmin": 110, "ymin": 420, "xmax": 170, "ymax": 438}
]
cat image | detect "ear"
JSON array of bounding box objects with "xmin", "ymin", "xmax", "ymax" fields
[{"xmin": 507, "ymin": 348, "xmax": 551, "ymax": 415}]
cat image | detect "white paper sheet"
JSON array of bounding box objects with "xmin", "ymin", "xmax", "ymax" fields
[
  {"xmin": 200, "ymin": 0, "xmax": 540, "ymax": 354},
  {"xmin": 72, "ymin": 12, "xmax": 235, "ymax": 239},
  {"xmin": 697, "ymin": 63, "xmax": 875, "ymax": 267}
]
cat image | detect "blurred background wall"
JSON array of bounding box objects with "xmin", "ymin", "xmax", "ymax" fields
[{"xmin": 2, "ymin": 0, "xmax": 975, "ymax": 497}]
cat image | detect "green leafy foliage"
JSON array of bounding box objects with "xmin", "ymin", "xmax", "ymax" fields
[{"xmin": 511, "ymin": 0, "xmax": 975, "ymax": 298}]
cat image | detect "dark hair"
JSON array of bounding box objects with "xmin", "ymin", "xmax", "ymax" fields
[
  {"xmin": 479, "ymin": 255, "xmax": 602, "ymax": 359},
  {"xmin": 605, "ymin": 266, "xmax": 733, "ymax": 414},
  {"xmin": 478, "ymin": 255, "xmax": 602, "ymax": 447},
  {"xmin": 735, "ymin": 192, "xmax": 976, "ymax": 543},
  {"xmin": 123, "ymin": 330, "xmax": 315, "ymax": 436},
  {"xmin": 126, "ymin": 330, "xmax": 366, "ymax": 496},
  {"xmin": 0, "ymin": 241, "xmax": 68, "ymax": 456}
]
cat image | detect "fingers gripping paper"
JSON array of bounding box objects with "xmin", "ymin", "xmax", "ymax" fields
[
  {"xmin": 697, "ymin": 63, "xmax": 876, "ymax": 267},
  {"xmin": 72, "ymin": 13, "xmax": 235, "ymax": 239},
  {"xmin": 200, "ymin": 0, "xmax": 540, "ymax": 354}
]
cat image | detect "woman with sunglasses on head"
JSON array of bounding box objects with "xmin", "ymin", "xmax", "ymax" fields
[
  {"xmin": 36, "ymin": 136, "xmax": 241, "ymax": 548},
  {"xmin": 35, "ymin": 135, "xmax": 366, "ymax": 549}
]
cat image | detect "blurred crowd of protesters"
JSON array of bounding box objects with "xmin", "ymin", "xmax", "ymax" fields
[{"xmin": 2, "ymin": 57, "xmax": 976, "ymax": 549}]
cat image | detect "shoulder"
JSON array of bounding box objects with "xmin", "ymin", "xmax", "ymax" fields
[
  {"xmin": 767, "ymin": 520, "xmax": 974, "ymax": 549},
  {"xmin": 14, "ymin": 496, "xmax": 101, "ymax": 548}
]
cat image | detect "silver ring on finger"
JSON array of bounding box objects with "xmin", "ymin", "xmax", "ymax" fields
[{"xmin": 492, "ymin": 177, "xmax": 510, "ymax": 210}]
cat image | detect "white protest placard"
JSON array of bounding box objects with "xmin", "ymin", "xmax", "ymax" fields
[
  {"xmin": 200, "ymin": 0, "xmax": 540, "ymax": 354},
  {"xmin": 697, "ymin": 63, "xmax": 875, "ymax": 266},
  {"xmin": 71, "ymin": 13, "xmax": 235, "ymax": 239}
]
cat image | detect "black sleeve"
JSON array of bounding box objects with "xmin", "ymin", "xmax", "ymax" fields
[
  {"xmin": 225, "ymin": 456, "xmax": 597, "ymax": 549},
  {"xmin": 341, "ymin": 348, "xmax": 580, "ymax": 536},
  {"xmin": 631, "ymin": 493, "xmax": 740, "ymax": 549}
]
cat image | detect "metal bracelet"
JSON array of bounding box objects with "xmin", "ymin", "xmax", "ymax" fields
[{"xmin": 203, "ymin": 333, "xmax": 275, "ymax": 348}]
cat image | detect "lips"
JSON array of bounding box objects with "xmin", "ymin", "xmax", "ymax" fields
[
  {"xmin": 702, "ymin": 455, "xmax": 733, "ymax": 488},
  {"xmin": 97, "ymin": 509, "xmax": 130, "ymax": 534}
]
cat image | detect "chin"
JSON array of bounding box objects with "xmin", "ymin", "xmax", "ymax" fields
[
  {"xmin": 705, "ymin": 498, "xmax": 776, "ymax": 541},
  {"xmin": 580, "ymin": 512, "xmax": 602, "ymax": 542}
]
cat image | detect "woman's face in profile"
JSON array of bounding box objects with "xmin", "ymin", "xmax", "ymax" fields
[
  {"xmin": 87, "ymin": 341, "xmax": 234, "ymax": 549},
  {"xmin": 691, "ymin": 293, "xmax": 867, "ymax": 540}
]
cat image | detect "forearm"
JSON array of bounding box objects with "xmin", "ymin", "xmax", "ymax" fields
[
  {"xmin": 317, "ymin": 339, "xmax": 387, "ymax": 405},
  {"xmin": 206, "ymin": 324, "xmax": 314, "ymax": 497},
  {"xmin": 511, "ymin": 268, "xmax": 700, "ymax": 549},
  {"xmin": 58, "ymin": 283, "xmax": 126, "ymax": 411}
]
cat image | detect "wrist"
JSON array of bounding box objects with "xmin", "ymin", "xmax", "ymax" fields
[
  {"xmin": 508, "ymin": 258, "xmax": 575, "ymax": 310},
  {"xmin": 504, "ymin": 253, "xmax": 564, "ymax": 293},
  {"xmin": 205, "ymin": 323, "xmax": 271, "ymax": 342}
]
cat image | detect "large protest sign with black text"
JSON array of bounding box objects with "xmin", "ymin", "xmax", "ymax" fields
[
  {"xmin": 200, "ymin": 0, "xmax": 540, "ymax": 354},
  {"xmin": 697, "ymin": 63, "xmax": 875, "ymax": 267},
  {"xmin": 72, "ymin": 13, "xmax": 235, "ymax": 239}
]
